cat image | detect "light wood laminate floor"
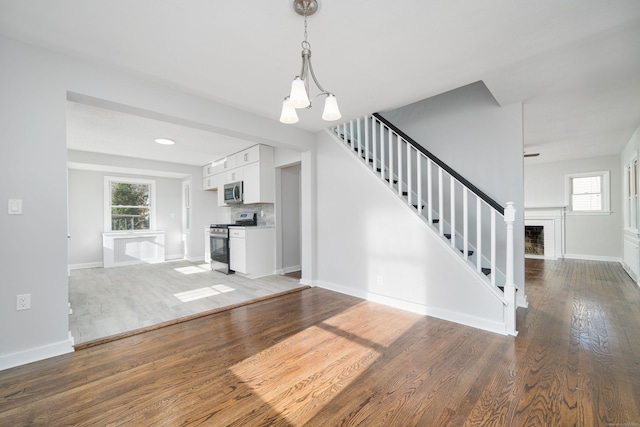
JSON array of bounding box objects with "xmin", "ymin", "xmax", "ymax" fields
[{"xmin": 69, "ymin": 260, "xmax": 305, "ymax": 345}]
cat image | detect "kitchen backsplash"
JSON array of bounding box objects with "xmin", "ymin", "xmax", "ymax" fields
[{"xmin": 231, "ymin": 203, "xmax": 275, "ymax": 226}]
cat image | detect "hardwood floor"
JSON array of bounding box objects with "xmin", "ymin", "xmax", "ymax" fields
[
  {"xmin": 69, "ymin": 260, "xmax": 306, "ymax": 345},
  {"xmin": 2, "ymin": 259, "xmax": 640, "ymax": 425}
]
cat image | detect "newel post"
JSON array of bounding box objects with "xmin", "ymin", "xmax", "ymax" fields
[{"xmin": 504, "ymin": 202, "xmax": 517, "ymax": 336}]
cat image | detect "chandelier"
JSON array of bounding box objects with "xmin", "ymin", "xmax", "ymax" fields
[{"xmin": 279, "ymin": 0, "xmax": 341, "ymax": 124}]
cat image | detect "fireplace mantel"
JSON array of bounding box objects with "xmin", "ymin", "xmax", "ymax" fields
[{"xmin": 524, "ymin": 207, "xmax": 565, "ymax": 259}]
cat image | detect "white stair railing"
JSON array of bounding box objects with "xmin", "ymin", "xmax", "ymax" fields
[{"xmin": 332, "ymin": 114, "xmax": 518, "ymax": 335}]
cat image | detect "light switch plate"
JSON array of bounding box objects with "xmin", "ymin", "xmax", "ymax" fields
[{"xmin": 8, "ymin": 199, "xmax": 22, "ymax": 215}]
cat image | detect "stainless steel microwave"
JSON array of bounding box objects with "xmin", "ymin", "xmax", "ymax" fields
[{"xmin": 223, "ymin": 181, "xmax": 243, "ymax": 204}]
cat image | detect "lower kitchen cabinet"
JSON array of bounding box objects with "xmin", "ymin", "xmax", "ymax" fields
[{"xmin": 229, "ymin": 227, "xmax": 275, "ymax": 278}]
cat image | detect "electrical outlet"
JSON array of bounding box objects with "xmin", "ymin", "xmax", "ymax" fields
[{"xmin": 17, "ymin": 294, "xmax": 30, "ymax": 311}]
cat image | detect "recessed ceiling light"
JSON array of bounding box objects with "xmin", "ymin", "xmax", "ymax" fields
[{"xmin": 155, "ymin": 138, "xmax": 175, "ymax": 145}]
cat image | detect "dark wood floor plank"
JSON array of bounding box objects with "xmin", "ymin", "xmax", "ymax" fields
[{"xmin": 1, "ymin": 259, "xmax": 640, "ymax": 426}]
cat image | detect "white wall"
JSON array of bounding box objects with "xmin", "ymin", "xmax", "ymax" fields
[
  {"xmin": 0, "ymin": 38, "xmax": 72, "ymax": 368},
  {"xmin": 68, "ymin": 169, "xmax": 105, "ymax": 266},
  {"xmin": 280, "ymin": 164, "xmax": 301, "ymax": 273},
  {"xmin": 67, "ymin": 150, "xmax": 224, "ymax": 264},
  {"xmin": 379, "ymin": 81, "xmax": 525, "ymax": 289},
  {"xmin": 524, "ymin": 155, "xmax": 622, "ymax": 260},
  {"xmin": 68, "ymin": 169, "xmax": 187, "ymax": 266},
  {"xmin": 0, "ymin": 35, "xmax": 312, "ymax": 370},
  {"xmin": 313, "ymin": 131, "xmax": 507, "ymax": 333}
]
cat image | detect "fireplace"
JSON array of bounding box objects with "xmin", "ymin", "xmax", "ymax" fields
[
  {"xmin": 525, "ymin": 226, "xmax": 544, "ymax": 255},
  {"xmin": 524, "ymin": 207, "xmax": 565, "ymax": 259}
]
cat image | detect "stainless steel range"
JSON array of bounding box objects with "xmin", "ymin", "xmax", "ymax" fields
[
  {"xmin": 209, "ymin": 224, "xmax": 232, "ymax": 275},
  {"xmin": 209, "ymin": 212, "xmax": 257, "ymax": 274}
]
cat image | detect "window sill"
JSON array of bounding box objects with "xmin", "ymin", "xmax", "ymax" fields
[
  {"xmin": 103, "ymin": 230, "xmax": 165, "ymax": 237},
  {"xmin": 565, "ymin": 211, "xmax": 613, "ymax": 216}
]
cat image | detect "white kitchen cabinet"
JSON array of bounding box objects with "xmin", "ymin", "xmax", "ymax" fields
[
  {"xmin": 205, "ymin": 144, "xmax": 275, "ymax": 204},
  {"xmin": 229, "ymin": 228, "xmax": 247, "ymax": 273},
  {"xmin": 203, "ymin": 175, "xmax": 217, "ymax": 191},
  {"xmin": 203, "ymin": 159, "xmax": 228, "ymax": 177},
  {"xmin": 243, "ymin": 161, "xmax": 275, "ymax": 204},
  {"xmin": 235, "ymin": 144, "xmax": 274, "ymax": 167},
  {"xmin": 221, "ymin": 155, "xmax": 236, "ymax": 171},
  {"xmin": 202, "ymin": 164, "xmax": 215, "ymax": 178},
  {"xmin": 229, "ymin": 227, "xmax": 275, "ymax": 278},
  {"xmin": 204, "ymin": 227, "xmax": 211, "ymax": 263},
  {"xmin": 225, "ymin": 168, "xmax": 243, "ymax": 184},
  {"xmin": 217, "ymin": 174, "xmax": 226, "ymax": 206}
]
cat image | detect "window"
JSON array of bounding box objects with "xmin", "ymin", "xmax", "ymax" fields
[
  {"xmin": 104, "ymin": 177, "xmax": 155, "ymax": 231},
  {"xmin": 565, "ymin": 171, "xmax": 610, "ymax": 214}
]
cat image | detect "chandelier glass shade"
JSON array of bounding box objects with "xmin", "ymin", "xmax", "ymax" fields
[{"xmin": 280, "ymin": 0, "xmax": 341, "ymax": 124}]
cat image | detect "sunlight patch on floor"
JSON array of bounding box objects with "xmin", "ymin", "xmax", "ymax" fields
[
  {"xmin": 229, "ymin": 302, "xmax": 421, "ymax": 425},
  {"xmin": 173, "ymin": 264, "xmax": 212, "ymax": 275},
  {"xmin": 231, "ymin": 324, "xmax": 379, "ymax": 425},
  {"xmin": 174, "ymin": 285, "xmax": 236, "ymax": 302}
]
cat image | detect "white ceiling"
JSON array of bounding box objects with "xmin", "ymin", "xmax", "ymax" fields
[
  {"xmin": 66, "ymin": 101, "xmax": 255, "ymax": 166},
  {"xmin": 1, "ymin": 0, "xmax": 639, "ymax": 165}
]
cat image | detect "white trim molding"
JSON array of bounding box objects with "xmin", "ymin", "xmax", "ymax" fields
[
  {"xmin": 564, "ymin": 170, "xmax": 610, "ymax": 213},
  {"xmin": 524, "ymin": 207, "xmax": 565, "ymax": 259},
  {"xmin": 0, "ymin": 337, "xmax": 74, "ymax": 371},
  {"xmin": 563, "ymin": 254, "xmax": 623, "ymax": 263},
  {"xmin": 104, "ymin": 176, "xmax": 157, "ymax": 232},
  {"xmin": 314, "ymin": 279, "xmax": 509, "ymax": 336}
]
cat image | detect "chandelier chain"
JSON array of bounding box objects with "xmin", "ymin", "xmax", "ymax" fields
[{"xmin": 303, "ymin": 15, "xmax": 308, "ymax": 44}]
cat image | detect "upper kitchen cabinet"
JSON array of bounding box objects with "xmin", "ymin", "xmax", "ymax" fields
[
  {"xmin": 202, "ymin": 164, "xmax": 215, "ymax": 178},
  {"xmin": 202, "ymin": 175, "xmax": 217, "ymax": 191},
  {"xmin": 204, "ymin": 144, "xmax": 275, "ymax": 205},
  {"xmin": 243, "ymin": 161, "xmax": 274, "ymax": 204},
  {"xmin": 221, "ymin": 154, "xmax": 236, "ymax": 171},
  {"xmin": 235, "ymin": 144, "xmax": 274, "ymax": 167}
]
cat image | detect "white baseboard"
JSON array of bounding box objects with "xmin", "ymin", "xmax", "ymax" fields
[
  {"xmin": 620, "ymin": 262, "xmax": 640, "ymax": 287},
  {"xmin": 517, "ymin": 292, "xmax": 529, "ymax": 309},
  {"xmin": 185, "ymin": 255, "xmax": 205, "ymax": 263},
  {"xmin": 563, "ymin": 254, "xmax": 622, "ymax": 263},
  {"xmin": 69, "ymin": 262, "xmax": 103, "ymax": 270},
  {"xmin": 276, "ymin": 265, "xmax": 302, "ymax": 275},
  {"xmin": 0, "ymin": 337, "xmax": 74, "ymax": 371},
  {"xmin": 525, "ymin": 254, "xmax": 559, "ymax": 260},
  {"xmin": 165, "ymin": 253, "xmax": 185, "ymax": 261},
  {"xmin": 314, "ymin": 280, "xmax": 508, "ymax": 336}
]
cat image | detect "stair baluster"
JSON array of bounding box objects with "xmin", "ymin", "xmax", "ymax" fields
[{"xmin": 330, "ymin": 114, "xmax": 519, "ymax": 335}]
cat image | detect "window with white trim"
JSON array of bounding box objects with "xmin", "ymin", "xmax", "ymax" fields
[
  {"xmin": 104, "ymin": 177, "xmax": 156, "ymax": 231},
  {"xmin": 565, "ymin": 171, "xmax": 610, "ymax": 213}
]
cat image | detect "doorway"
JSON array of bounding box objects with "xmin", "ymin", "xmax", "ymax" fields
[{"xmin": 277, "ymin": 163, "xmax": 302, "ymax": 276}]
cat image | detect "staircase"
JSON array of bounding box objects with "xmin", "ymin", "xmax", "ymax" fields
[{"xmin": 330, "ymin": 113, "xmax": 519, "ymax": 336}]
